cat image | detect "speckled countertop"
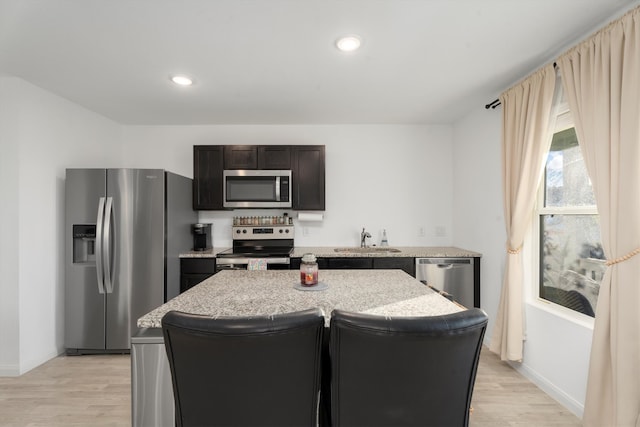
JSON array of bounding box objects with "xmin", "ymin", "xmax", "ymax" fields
[
  {"xmin": 137, "ymin": 269, "xmax": 463, "ymax": 328},
  {"xmin": 292, "ymin": 246, "xmax": 481, "ymax": 258},
  {"xmin": 180, "ymin": 246, "xmax": 482, "ymax": 258}
]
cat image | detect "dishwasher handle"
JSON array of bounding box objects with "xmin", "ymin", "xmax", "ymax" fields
[
  {"xmin": 436, "ymin": 263, "xmax": 472, "ymax": 269},
  {"xmin": 417, "ymin": 258, "xmax": 472, "ymax": 266}
]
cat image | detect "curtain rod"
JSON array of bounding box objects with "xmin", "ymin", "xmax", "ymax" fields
[
  {"xmin": 485, "ymin": 99, "xmax": 501, "ymax": 109},
  {"xmin": 485, "ymin": 62, "xmax": 558, "ymax": 110}
]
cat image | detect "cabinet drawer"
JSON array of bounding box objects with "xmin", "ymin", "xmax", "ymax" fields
[
  {"xmin": 180, "ymin": 258, "xmax": 217, "ymax": 274},
  {"xmin": 327, "ymin": 257, "xmax": 373, "ymax": 269},
  {"xmin": 290, "ymin": 258, "xmax": 329, "ymax": 270}
]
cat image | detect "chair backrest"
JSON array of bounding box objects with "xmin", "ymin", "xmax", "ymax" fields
[
  {"xmin": 329, "ymin": 308, "xmax": 488, "ymax": 427},
  {"xmin": 162, "ymin": 308, "xmax": 325, "ymax": 427}
]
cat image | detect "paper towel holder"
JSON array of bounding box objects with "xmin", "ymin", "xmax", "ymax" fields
[{"xmin": 298, "ymin": 212, "xmax": 324, "ymax": 222}]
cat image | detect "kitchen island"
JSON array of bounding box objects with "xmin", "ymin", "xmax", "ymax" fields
[
  {"xmin": 132, "ymin": 269, "xmax": 464, "ymax": 426},
  {"xmin": 139, "ymin": 269, "xmax": 462, "ymax": 328}
]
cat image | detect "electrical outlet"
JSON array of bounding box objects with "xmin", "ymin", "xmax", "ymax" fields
[
  {"xmin": 435, "ymin": 226, "xmax": 446, "ymax": 237},
  {"xmin": 418, "ymin": 226, "xmax": 426, "ymax": 237},
  {"xmin": 303, "ymin": 227, "xmax": 310, "ymax": 237}
]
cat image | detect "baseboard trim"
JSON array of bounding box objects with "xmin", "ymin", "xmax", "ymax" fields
[
  {"xmin": 19, "ymin": 349, "xmax": 61, "ymax": 375},
  {"xmin": 0, "ymin": 349, "xmax": 61, "ymax": 377},
  {"xmin": 0, "ymin": 364, "xmax": 20, "ymax": 377},
  {"xmin": 511, "ymin": 361, "xmax": 584, "ymax": 419}
]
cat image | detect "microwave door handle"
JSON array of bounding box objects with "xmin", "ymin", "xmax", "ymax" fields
[
  {"xmin": 95, "ymin": 197, "xmax": 106, "ymax": 294},
  {"xmin": 275, "ymin": 176, "xmax": 280, "ymax": 200},
  {"xmin": 102, "ymin": 197, "xmax": 114, "ymax": 294}
]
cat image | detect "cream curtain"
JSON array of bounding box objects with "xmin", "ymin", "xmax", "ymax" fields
[
  {"xmin": 558, "ymin": 7, "xmax": 640, "ymax": 426},
  {"xmin": 489, "ymin": 64, "xmax": 557, "ymax": 361}
]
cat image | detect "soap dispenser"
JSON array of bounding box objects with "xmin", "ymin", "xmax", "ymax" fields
[{"xmin": 381, "ymin": 229, "xmax": 389, "ymax": 247}]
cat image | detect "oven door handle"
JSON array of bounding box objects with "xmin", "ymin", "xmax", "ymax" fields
[
  {"xmin": 218, "ymin": 257, "xmax": 291, "ymax": 265},
  {"xmin": 265, "ymin": 257, "xmax": 290, "ymax": 265},
  {"xmin": 216, "ymin": 264, "xmax": 245, "ymax": 271}
]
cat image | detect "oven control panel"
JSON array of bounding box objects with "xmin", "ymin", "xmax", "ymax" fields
[{"xmin": 232, "ymin": 225, "xmax": 294, "ymax": 240}]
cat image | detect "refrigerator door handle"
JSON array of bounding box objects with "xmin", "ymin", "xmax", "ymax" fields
[
  {"xmin": 95, "ymin": 197, "xmax": 106, "ymax": 294},
  {"xmin": 103, "ymin": 196, "xmax": 114, "ymax": 294}
]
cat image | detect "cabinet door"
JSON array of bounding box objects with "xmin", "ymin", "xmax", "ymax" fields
[
  {"xmin": 193, "ymin": 146, "xmax": 224, "ymax": 210},
  {"xmin": 327, "ymin": 257, "xmax": 373, "ymax": 269},
  {"xmin": 373, "ymin": 257, "xmax": 416, "ymax": 277},
  {"xmin": 224, "ymin": 145, "xmax": 258, "ymax": 169},
  {"xmin": 181, "ymin": 273, "xmax": 215, "ymax": 293},
  {"xmin": 258, "ymin": 146, "xmax": 291, "ymax": 169},
  {"xmin": 292, "ymin": 145, "xmax": 325, "ymax": 210},
  {"xmin": 180, "ymin": 258, "xmax": 217, "ymax": 293}
]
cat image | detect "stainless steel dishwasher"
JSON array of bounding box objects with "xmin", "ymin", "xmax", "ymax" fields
[{"xmin": 415, "ymin": 258, "xmax": 475, "ymax": 308}]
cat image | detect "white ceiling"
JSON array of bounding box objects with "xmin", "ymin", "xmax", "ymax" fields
[{"xmin": 0, "ymin": 0, "xmax": 637, "ymax": 125}]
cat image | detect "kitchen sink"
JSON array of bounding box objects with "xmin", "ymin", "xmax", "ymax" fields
[{"xmin": 334, "ymin": 247, "xmax": 401, "ymax": 253}]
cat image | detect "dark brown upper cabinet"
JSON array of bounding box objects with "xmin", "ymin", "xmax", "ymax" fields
[
  {"xmin": 193, "ymin": 145, "xmax": 224, "ymax": 210},
  {"xmin": 193, "ymin": 144, "xmax": 325, "ymax": 211},
  {"xmin": 223, "ymin": 145, "xmax": 292, "ymax": 170},
  {"xmin": 292, "ymin": 145, "xmax": 325, "ymax": 211},
  {"xmin": 224, "ymin": 145, "xmax": 258, "ymax": 169},
  {"xmin": 258, "ymin": 145, "xmax": 291, "ymax": 169}
]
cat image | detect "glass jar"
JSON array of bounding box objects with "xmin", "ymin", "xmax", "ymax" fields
[{"xmin": 300, "ymin": 253, "xmax": 319, "ymax": 286}]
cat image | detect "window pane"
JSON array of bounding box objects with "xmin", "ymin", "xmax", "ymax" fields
[
  {"xmin": 544, "ymin": 128, "xmax": 596, "ymax": 207},
  {"xmin": 539, "ymin": 214, "xmax": 604, "ymax": 317}
]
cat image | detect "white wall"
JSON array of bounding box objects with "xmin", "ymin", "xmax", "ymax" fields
[
  {"xmin": 0, "ymin": 77, "xmax": 21, "ymax": 374},
  {"xmin": 0, "ymin": 76, "xmax": 123, "ymax": 375},
  {"xmin": 452, "ymin": 107, "xmax": 505, "ymax": 343},
  {"xmin": 123, "ymin": 125, "xmax": 455, "ymax": 248},
  {"xmin": 452, "ymin": 107, "xmax": 593, "ymax": 417}
]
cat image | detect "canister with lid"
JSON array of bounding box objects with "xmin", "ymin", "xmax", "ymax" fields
[{"xmin": 300, "ymin": 253, "xmax": 319, "ymax": 286}]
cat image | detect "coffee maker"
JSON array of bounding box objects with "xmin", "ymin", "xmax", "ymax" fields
[{"xmin": 192, "ymin": 223, "xmax": 212, "ymax": 251}]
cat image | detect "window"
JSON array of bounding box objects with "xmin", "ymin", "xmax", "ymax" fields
[{"xmin": 536, "ymin": 107, "xmax": 604, "ymax": 317}]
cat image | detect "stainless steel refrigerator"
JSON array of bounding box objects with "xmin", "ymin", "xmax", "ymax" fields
[{"xmin": 65, "ymin": 169, "xmax": 196, "ymax": 354}]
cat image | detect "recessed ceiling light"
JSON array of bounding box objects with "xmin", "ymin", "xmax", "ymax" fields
[
  {"xmin": 170, "ymin": 75, "xmax": 194, "ymax": 86},
  {"xmin": 335, "ymin": 35, "xmax": 362, "ymax": 52}
]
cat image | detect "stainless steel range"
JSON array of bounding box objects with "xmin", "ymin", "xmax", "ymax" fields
[{"xmin": 215, "ymin": 224, "xmax": 294, "ymax": 271}]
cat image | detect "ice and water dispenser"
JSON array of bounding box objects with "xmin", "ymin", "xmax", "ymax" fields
[{"xmin": 72, "ymin": 224, "xmax": 96, "ymax": 263}]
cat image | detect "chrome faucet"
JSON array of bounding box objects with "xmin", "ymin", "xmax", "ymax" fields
[{"xmin": 360, "ymin": 228, "xmax": 372, "ymax": 248}]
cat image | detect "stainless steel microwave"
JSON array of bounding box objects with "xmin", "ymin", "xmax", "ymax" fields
[{"xmin": 223, "ymin": 170, "xmax": 292, "ymax": 208}]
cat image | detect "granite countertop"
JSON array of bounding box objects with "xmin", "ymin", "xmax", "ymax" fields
[
  {"xmin": 180, "ymin": 248, "xmax": 225, "ymax": 258},
  {"xmin": 292, "ymin": 246, "xmax": 481, "ymax": 258},
  {"xmin": 180, "ymin": 246, "xmax": 481, "ymax": 258},
  {"xmin": 137, "ymin": 269, "xmax": 463, "ymax": 328}
]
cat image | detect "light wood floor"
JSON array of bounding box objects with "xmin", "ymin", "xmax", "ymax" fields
[
  {"xmin": 471, "ymin": 349, "xmax": 581, "ymax": 426},
  {"xmin": 0, "ymin": 347, "xmax": 581, "ymax": 426}
]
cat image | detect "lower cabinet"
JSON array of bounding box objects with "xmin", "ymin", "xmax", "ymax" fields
[
  {"xmin": 180, "ymin": 258, "xmax": 216, "ymax": 293},
  {"xmin": 327, "ymin": 257, "xmax": 373, "ymax": 269},
  {"xmin": 373, "ymin": 257, "xmax": 415, "ymax": 277},
  {"xmin": 290, "ymin": 256, "xmax": 416, "ymax": 277}
]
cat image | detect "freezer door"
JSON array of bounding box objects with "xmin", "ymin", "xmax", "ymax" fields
[
  {"xmin": 106, "ymin": 169, "xmax": 166, "ymax": 350},
  {"xmin": 65, "ymin": 169, "xmax": 107, "ymax": 351}
]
